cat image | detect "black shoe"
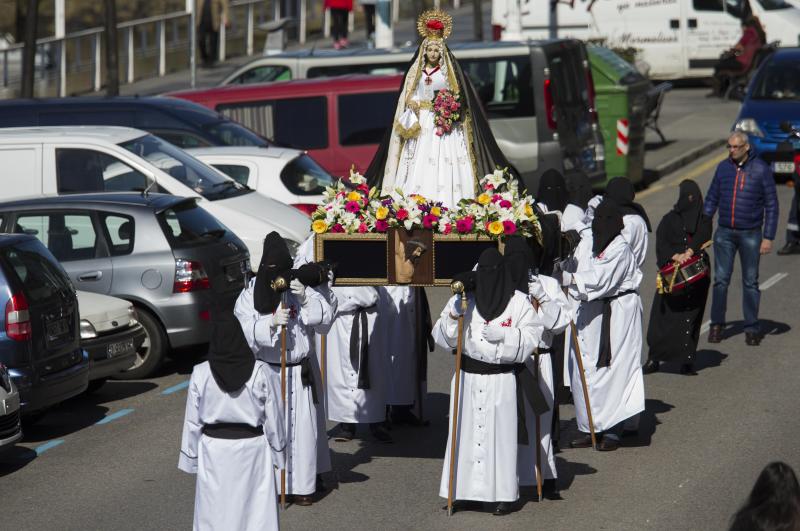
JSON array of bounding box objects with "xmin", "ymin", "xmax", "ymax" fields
[
  {"xmin": 708, "ymin": 324, "xmax": 724, "ymax": 343},
  {"xmin": 316, "ymin": 474, "xmax": 327, "ymax": 492},
  {"xmin": 492, "ymin": 502, "xmax": 514, "ymax": 516},
  {"xmin": 570, "ymin": 434, "xmax": 593, "ymax": 448},
  {"xmin": 777, "ymin": 242, "xmax": 800, "ymax": 255},
  {"xmin": 642, "ymin": 359, "xmax": 660, "ymax": 374},
  {"xmin": 542, "ymin": 479, "xmax": 562, "ymax": 500},
  {"xmin": 391, "ymin": 406, "xmax": 424, "ymax": 426},
  {"xmin": 292, "ymin": 495, "xmax": 313, "ymax": 506},
  {"xmin": 369, "ymin": 422, "xmax": 393, "ymax": 443},
  {"xmin": 334, "ymin": 423, "xmax": 356, "ymax": 442},
  {"xmin": 745, "ymin": 332, "xmax": 762, "ymax": 346},
  {"xmin": 597, "ymin": 437, "xmax": 620, "ymax": 451},
  {"xmin": 680, "ymin": 363, "xmax": 697, "ymax": 375}
]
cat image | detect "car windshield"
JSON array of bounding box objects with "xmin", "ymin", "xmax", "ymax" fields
[
  {"xmin": 203, "ymin": 120, "xmax": 269, "ymax": 147},
  {"xmin": 751, "ymin": 62, "xmax": 800, "ymax": 100},
  {"xmin": 280, "ymin": 154, "xmax": 335, "ymax": 195},
  {"xmin": 755, "ymin": 0, "xmax": 790, "ymax": 9},
  {"xmin": 119, "ymin": 134, "xmax": 253, "ymax": 200}
]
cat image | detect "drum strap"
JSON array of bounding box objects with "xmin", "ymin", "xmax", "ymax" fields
[{"xmin": 598, "ymin": 289, "xmax": 638, "ymax": 368}]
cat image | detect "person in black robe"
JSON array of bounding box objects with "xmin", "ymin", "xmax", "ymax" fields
[{"xmin": 643, "ymin": 180, "xmax": 713, "ymax": 375}]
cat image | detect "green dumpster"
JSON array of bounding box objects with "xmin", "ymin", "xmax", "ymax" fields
[{"xmin": 588, "ymin": 45, "xmax": 650, "ymax": 188}]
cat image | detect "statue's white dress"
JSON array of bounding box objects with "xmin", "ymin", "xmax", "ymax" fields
[{"xmin": 392, "ymin": 67, "xmax": 475, "ymax": 209}]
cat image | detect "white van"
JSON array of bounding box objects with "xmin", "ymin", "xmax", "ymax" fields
[
  {"xmin": 491, "ymin": 0, "xmax": 800, "ymax": 79},
  {"xmin": 0, "ymin": 126, "xmax": 310, "ymax": 264}
]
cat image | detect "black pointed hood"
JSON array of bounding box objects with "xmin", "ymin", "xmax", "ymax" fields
[
  {"xmin": 674, "ymin": 179, "xmax": 704, "ymax": 234},
  {"xmin": 254, "ymin": 232, "xmax": 292, "ymax": 314},
  {"xmin": 208, "ymin": 305, "xmax": 255, "ymax": 393},
  {"xmin": 592, "ymin": 199, "xmax": 625, "ymax": 255},
  {"xmin": 537, "ymin": 169, "xmax": 569, "ymax": 213},
  {"xmin": 475, "ymin": 248, "xmax": 514, "ymax": 321},
  {"xmin": 605, "ymin": 177, "xmax": 652, "ymax": 231}
]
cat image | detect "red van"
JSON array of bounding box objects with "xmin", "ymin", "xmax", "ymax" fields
[{"xmin": 167, "ymin": 75, "xmax": 402, "ymax": 179}]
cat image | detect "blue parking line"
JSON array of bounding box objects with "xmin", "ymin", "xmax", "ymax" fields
[
  {"xmin": 95, "ymin": 408, "xmax": 135, "ymax": 425},
  {"xmin": 161, "ymin": 380, "xmax": 190, "ymax": 395},
  {"xmin": 35, "ymin": 439, "xmax": 65, "ymax": 455}
]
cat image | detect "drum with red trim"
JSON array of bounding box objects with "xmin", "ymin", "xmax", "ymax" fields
[{"xmin": 657, "ymin": 253, "xmax": 710, "ymax": 293}]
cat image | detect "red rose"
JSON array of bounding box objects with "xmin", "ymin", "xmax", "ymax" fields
[
  {"xmin": 396, "ymin": 208, "xmax": 409, "ymax": 221},
  {"xmin": 427, "ymin": 19, "xmax": 444, "ymax": 31}
]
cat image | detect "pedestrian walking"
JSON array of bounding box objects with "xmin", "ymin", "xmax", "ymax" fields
[
  {"xmin": 326, "ymin": 0, "xmax": 353, "ymax": 49},
  {"xmin": 433, "ymin": 248, "xmax": 544, "ymax": 515},
  {"xmin": 178, "ymin": 306, "xmax": 285, "ymax": 531},
  {"xmin": 359, "ymin": 0, "xmax": 377, "ymax": 46},
  {"xmin": 234, "ymin": 232, "xmax": 337, "ymax": 507},
  {"xmin": 777, "ymin": 174, "xmax": 800, "ymax": 255},
  {"xmin": 704, "ymin": 131, "xmax": 779, "ymax": 346},
  {"xmin": 643, "ymin": 180, "xmax": 714, "ymax": 375},
  {"xmin": 197, "ymin": 0, "xmax": 229, "ymax": 67},
  {"xmin": 729, "ymin": 462, "xmax": 800, "ymax": 531}
]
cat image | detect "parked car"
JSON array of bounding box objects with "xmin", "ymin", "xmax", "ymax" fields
[
  {"xmin": 0, "ymin": 362, "xmax": 23, "ymax": 451},
  {"xmin": 171, "ymin": 39, "xmax": 605, "ymax": 192},
  {"xmin": 0, "ymin": 126, "xmax": 309, "ymax": 262},
  {"xmin": 0, "ymin": 194, "xmax": 251, "ymax": 379},
  {"xmin": 733, "ymin": 47, "xmax": 800, "ymax": 182},
  {"xmin": 0, "ymin": 96, "xmax": 270, "ymax": 149},
  {"xmin": 186, "ymin": 146, "xmax": 333, "ymax": 214},
  {"xmin": 0, "ymin": 234, "xmax": 89, "ymax": 415},
  {"xmin": 77, "ymin": 290, "xmax": 146, "ymax": 391}
]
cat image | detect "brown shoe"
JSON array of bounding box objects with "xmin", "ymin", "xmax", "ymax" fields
[
  {"xmin": 570, "ymin": 434, "xmax": 593, "ymax": 448},
  {"xmin": 292, "ymin": 495, "xmax": 313, "ymax": 506},
  {"xmin": 708, "ymin": 324, "xmax": 723, "ymax": 343},
  {"xmin": 597, "ymin": 437, "xmax": 620, "ymax": 451}
]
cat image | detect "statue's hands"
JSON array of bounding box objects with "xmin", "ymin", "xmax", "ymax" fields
[{"xmin": 407, "ymin": 99, "xmax": 420, "ymax": 114}]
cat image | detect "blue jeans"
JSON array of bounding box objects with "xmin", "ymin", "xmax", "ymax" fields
[{"xmin": 710, "ymin": 226, "xmax": 761, "ymax": 334}]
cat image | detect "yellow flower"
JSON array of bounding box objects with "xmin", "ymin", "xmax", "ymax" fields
[
  {"xmin": 430, "ymin": 206, "xmax": 442, "ymax": 217},
  {"xmin": 376, "ymin": 206, "xmax": 389, "ymax": 220},
  {"xmin": 488, "ymin": 221, "xmax": 504, "ymax": 235},
  {"xmin": 412, "ymin": 194, "xmax": 427, "ymax": 204},
  {"xmin": 524, "ymin": 204, "xmax": 533, "ymax": 217},
  {"xmin": 312, "ymin": 220, "xmax": 329, "ymax": 234},
  {"xmin": 347, "ymin": 191, "xmax": 362, "ymax": 202},
  {"xmin": 477, "ymin": 193, "xmax": 491, "ymax": 205}
]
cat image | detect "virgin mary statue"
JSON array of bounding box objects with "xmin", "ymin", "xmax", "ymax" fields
[{"xmin": 365, "ymin": 9, "xmax": 512, "ymax": 209}]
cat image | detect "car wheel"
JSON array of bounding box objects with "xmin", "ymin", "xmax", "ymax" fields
[
  {"xmin": 85, "ymin": 378, "xmax": 107, "ymax": 394},
  {"xmin": 112, "ymin": 308, "xmax": 167, "ymax": 380}
]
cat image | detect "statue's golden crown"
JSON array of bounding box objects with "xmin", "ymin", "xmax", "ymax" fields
[{"xmin": 417, "ymin": 9, "xmax": 453, "ymax": 40}]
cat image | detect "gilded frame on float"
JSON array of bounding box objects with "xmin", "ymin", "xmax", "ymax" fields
[{"xmin": 315, "ymin": 232, "xmax": 497, "ymax": 287}]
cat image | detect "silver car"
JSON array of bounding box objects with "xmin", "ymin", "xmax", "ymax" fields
[
  {"xmin": 0, "ymin": 362, "xmax": 22, "ymax": 451},
  {"xmin": 0, "ymin": 193, "xmax": 250, "ymax": 379}
]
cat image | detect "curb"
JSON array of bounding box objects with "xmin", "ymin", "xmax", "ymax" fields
[{"xmin": 650, "ymin": 138, "xmax": 727, "ymax": 180}]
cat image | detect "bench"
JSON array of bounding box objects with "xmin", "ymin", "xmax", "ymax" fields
[
  {"xmin": 644, "ymin": 81, "xmax": 672, "ymax": 144},
  {"xmin": 260, "ymin": 17, "xmax": 296, "ymax": 55}
]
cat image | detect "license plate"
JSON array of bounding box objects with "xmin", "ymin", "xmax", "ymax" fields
[
  {"xmin": 107, "ymin": 338, "xmax": 135, "ymax": 358},
  {"xmin": 47, "ymin": 318, "xmax": 69, "ymax": 338},
  {"xmin": 2, "ymin": 393, "xmax": 20, "ymax": 416},
  {"xmin": 773, "ymin": 161, "xmax": 795, "ymax": 173}
]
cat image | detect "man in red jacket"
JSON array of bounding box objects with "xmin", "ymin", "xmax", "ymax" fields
[{"xmin": 703, "ymin": 131, "xmax": 779, "ymax": 346}]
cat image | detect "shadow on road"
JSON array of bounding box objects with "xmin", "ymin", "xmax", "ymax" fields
[
  {"xmin": 657, "ymin": 349, "xmax": 727, "ymax": 375},
  {"xmin": 0, "ymin": 446, "xmax": 37, "ymax": 477},
  {"xmin": 623, "ymin": 398, "xmax": 674, "ymax": 448},
  {"xmin": 721, "ymin": 319, "xmax": 790, "ymax": 340}
]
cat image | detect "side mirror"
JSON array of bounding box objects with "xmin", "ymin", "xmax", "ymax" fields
[{"xmin": 780, "ymin": 121, "xmax": 792, "ymax": 133}]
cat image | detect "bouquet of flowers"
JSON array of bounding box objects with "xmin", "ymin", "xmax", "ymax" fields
[
  {"xmin": 311, "ymin": 168, "xmax": 377, "ymax": 235},
  {"xmin": 371, "ymin": 192, "xmax": 452, "ymax": 234},
  {"xmin": 432, "ymin": 89, "xmax": 462, "ymax": 137}
]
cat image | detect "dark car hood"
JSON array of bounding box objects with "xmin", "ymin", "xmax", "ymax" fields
[{"xmin": 738, "ymin": 99, "xmax": 800, "ymax": 124}]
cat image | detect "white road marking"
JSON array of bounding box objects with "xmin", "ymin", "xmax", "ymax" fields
[{"xmin": 699, "ymin": 272, "xmax": 787, "ymax": 334}]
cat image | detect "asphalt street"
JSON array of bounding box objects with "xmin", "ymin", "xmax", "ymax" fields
[{"xmin": 1, "ymin": 148, "xmax": 799, "ymax": 530}]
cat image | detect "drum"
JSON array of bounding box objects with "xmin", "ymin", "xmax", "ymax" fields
[{"xmin": 657, "ymin": 253, "xmax": 710, "ymax": 294}]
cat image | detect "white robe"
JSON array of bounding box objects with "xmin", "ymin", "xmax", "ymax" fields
[
  {"xmin": 234, "ymin": 279, "xmax": 336, "ymax": 495},
  {"xmin": 517, "ymin": 275, "xmax": 572, "ymax": 484},
  {"xmin": 377, "ymin": 286, "xmax": 418, "ymax": 406},
  {"xmin": 433, "ymin": 291, "xmax": 541, "ymax": 503},
  {"xmin": 622, "ymin": 213, "xmax": 649, "ymax": 269},
  {"xmin": 325, "ymin": 286, "xmax": 386, "ymax": 424},
  {"xmin": 391, "ymin": 67, "xmax": 475, "ymax": 209},
  {"xmin": 566, "ymin": 235, "xmax": 646, "ymax": 433},
  {"xmin": 179, "ymin": 361, "xmax": 285, "ymax": 531}
]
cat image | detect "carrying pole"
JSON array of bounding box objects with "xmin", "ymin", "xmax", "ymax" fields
[
  {"xmin": 446, "ymin": 282, "xmax": 467, "ymax": 516},
  {"xmin": 562, "ymin": 285, "xmax": 597, "ymax": 449},
  {"xmin": 272, "ymin": 276, "xmax": 289, "ymax": 509},
  {"xmin": 533, "ymin": 349, "xmax": 543, "ymax": 502}
]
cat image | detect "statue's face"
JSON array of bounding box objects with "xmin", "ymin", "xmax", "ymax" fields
[{"xmin": 425, "ymin": 44, "xmax": 441, "ymax": 65}]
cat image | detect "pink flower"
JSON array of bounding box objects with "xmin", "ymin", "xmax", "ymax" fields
[
  {"xmin": 502, "ymin": 220, "xmax": 517, "ymax": 235},
  {"xmin": 435, "ymin": 129, "xmax": 444, "ymax": 137},
  {"xmin": 485, "ymin": 183, "xmax": 495, "ymax": 190},
  {"xmin": 345, "ymin": 201, "xmax": 361, "ymax": 213},
  {"xmin": 500, "ymin": 199, "xmax": 512, "ymax": 209},
  {"xmin": 375, "ymin": 220, "xmax": 389, "ymax": 232},
  {"xmin": 357, "ymin": 184, "xmax": 369, "ymax": 193},
  {"xmin": 331, "ymin": 223, "xmax": 345, "ymax": 233},
  {"xmin": 423, "ymin": 214, "xmax": 438, "ymax": 229},
  {"xmin": 455, "ymin": 217, "xmax": 474, "ymax": 233},
  {"xmin": 358, "ymin": 222, "xmax": 368, "ymax": 234},
  {"xmin": 443, "ymin": 110, "xmax": 451, "ymax": 118},
  {"xmin": 396, "ymin": 208, "xmax": 409, "ymax": 221},
  {"xmin": 443, "ymin": 223, "xmax": 453, "ymax": 235},
  {"xmin": 491, "ymin": 194, "xmax": 502, "ymax": 203},
  {"xmin": 452, "ymin": 102, "xmax": 461, "ymax": 110}
]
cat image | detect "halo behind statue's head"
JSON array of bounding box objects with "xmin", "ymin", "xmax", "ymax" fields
[{"xmin": 417, "ymin": 9, "xmax": 453, "ymax": 41}]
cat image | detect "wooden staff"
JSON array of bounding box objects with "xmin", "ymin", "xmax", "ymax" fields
[
  {"xmin": 530, "ymin": 297, "xmax": 543, "ymax": 501},
  {"xmin": 272, "ymin": 276, "xmax": 289, "ymax": 510},
  {"xmin": 563, "ymin": 284, "xmax": 597, "ymax": 449},
  {"xmin": 446, "ymin": 281, "xmax": 467, "ymax": 517}
]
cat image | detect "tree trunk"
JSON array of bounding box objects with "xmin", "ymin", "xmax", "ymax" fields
[
  {"xmin": 20, "ymin": 0, "xmax": 38, "ymax": 98},
  {"xmin": 104, "ymin": 0, "xmax": 120, "ymax": 95},
  {"xmin": 473, "ymin": 0, "xmax": 484, "ymax": 42}
]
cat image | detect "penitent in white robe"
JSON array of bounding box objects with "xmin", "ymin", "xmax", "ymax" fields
[
  {"xmin": 376, "ymin": 286, "xmax": 418, "ymax": 406},
  {"xmin": 622, "ymin": 213, "xmax": 649, "ymax": 269},
  {"xmin": 179, "ymin": 361, "xmax": 285, "ymax": 531},
  {"xmin": 517, "ymin": 274, "xmax": 572, "ymax": 484},
  {"xmin": 234, "ymin": 279, "xmax": 336, "ymax": 496},
  {"xmin": 433, "ymin": 291, "xmax": 541, "ymax": 503},
  {"xmin": 566, "ymin": 235, "xmax": 646, "ymax": 433},
  {"xmin": 325, "ymin": 286, "xmax": 387, "ymax": 424}
]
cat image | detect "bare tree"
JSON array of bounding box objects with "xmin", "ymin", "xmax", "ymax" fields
[
  {"xmin": 104, "ymin": 0, "xmax": 119, "ymax": 95},
  {"xmin": 20, "ymin": 0, "xmax": 38, "ymax": 98}
]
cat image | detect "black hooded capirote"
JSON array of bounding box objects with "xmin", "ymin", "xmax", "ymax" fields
[
  {"xmin": 504, "ymin": 236, "xmax": 536, "ymax": 294},
  {"xmin": 605, "ymin": 177, "xmax": 652, "ymax": 231},
  {"xmin": 536, "ymin": 210, "xmax": 561, "ymax": 276},
  {"xmin": 475, "ymin": 248, "xmax": 515, "ymax": 321},
  {"xmin": 208, "ymin": 306, "xmax": 256, "ymax": 393},
  {"xmin": 565, "ymin": 170, "xmax": 593, "ymax": 211},
  {"xmin": 654, "ymin": 180, "xmax": 713, "ymax": 266},
  {"xmin": 254, "ymin": 232, "xmax": 293, "ymax": 315},
  {"xmin": 365, "ymin": 45, "xmax": 515, "ymax": 191},
  {"xmin": 591, "ymin": 199, "xmax": 625, "ymax": 255},
  {"xmin": 537, "ymin": 169, "xmax": 569, "ymax": 213}
]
